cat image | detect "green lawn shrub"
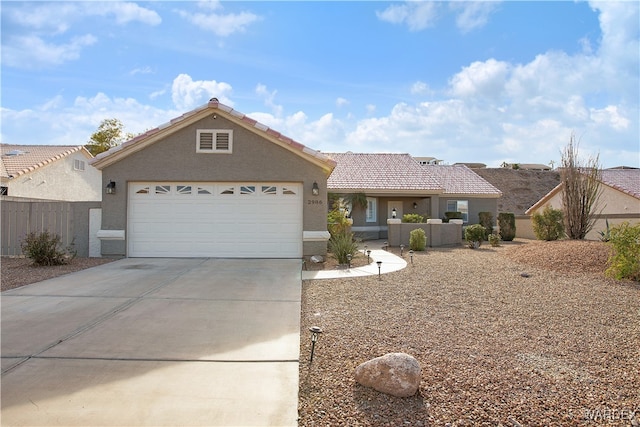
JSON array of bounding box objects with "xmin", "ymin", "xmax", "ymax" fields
[
  {"xmin": 488, "ymin": 233, "xmax": 501, "ymax": 247},
  {"xmin": 444, "ymin": 212, "xmax": 463, "ymax": 223},
  {"xmin": 605, "ymin": 222, "xmax": 640, "ymax": 281},
  {"xmin": 402, "ymin": 213, "xmax": 426, "ymax": 223},
  {"xmin": 498, "ymin": 212, "xmax": 516, "ymax": 241},
  {"xmin": 328, "ymin": 231, "xmax": 359, "ymax": 265},
  {"xmin": 464, "ymin": 224, "xmax": 486, "ymax": 249},
  {"xmin": 409, "ymin": 228, "xmax": 427, "ymax": 251},
  {"xmin": 21, "ymin": 231, "xmax": 75, "ymax": 266},
  {"xmin": 478, "ymin": 212, "xmax": 493, "ymax": 240},
  {"xmin": 532, "ymin": 206, "xmax": 565, "ymax": 241}
]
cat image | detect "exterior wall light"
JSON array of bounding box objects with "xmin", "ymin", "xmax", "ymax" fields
[
  {"xmin": 106, "ymin": 180, "xmax": 116, "ymax": 194},
  {"xmin": 312, "ymin": 181, "xmax": 319, "ymax": 196},
  {"xmin": 413, "ymin": 202, "xmax": 418, "ymax": 209},
  {"xmin": 391, "ymin": 208, "xmax": 397, "ymax": 218},
  {"xmin": 309, "ymin": 326, "xmax": 323, "ymax": 362}
]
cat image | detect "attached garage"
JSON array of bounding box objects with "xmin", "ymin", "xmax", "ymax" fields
[
  {"xmin": 128, "ymin": 182, "xmax": 302, "ymax": 258},
  {"xmin": 91, "ymin": 100, "xmax": 335, "ymax": 259}
]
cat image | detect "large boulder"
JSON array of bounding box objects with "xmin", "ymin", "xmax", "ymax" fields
[{"xmin": 354, "ymin": 352, "xmax": 421, "ymax": 397}]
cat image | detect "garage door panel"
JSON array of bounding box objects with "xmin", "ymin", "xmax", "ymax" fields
[{"xmin": 128, "ymin": 182, "xmax": 302, "ymax": 258}]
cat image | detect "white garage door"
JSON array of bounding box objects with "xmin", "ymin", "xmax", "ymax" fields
[{"xmin": 128, "ymin": 182, "xmax": 303, "ymax": 258}]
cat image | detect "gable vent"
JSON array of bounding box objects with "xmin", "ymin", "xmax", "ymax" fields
[{"xmin": 197, "ymin": 129, "xmax": 233, "ymax": 153}]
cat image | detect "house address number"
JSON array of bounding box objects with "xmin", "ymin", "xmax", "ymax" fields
[{"xmin": 307, "ymin": 199, "xmax": 324, "ymax": 205}]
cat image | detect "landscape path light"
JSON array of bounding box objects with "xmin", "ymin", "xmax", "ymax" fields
[
  {"xmin": 366, "ymin": 250, "xmax": 371, "ymax": 263},
  {"xmin": 409, "ymin": 249, "xmax": 414, "ymax": 264},
  {"xmin": 376, "ymin": 261, "xmax": 382, "ymax": 280},
  {"xmin": 347, "ymin": 253, "xmax": 352, "ymax": 269},
  {"xmin": 383, "ymin": 241, "xmax": 388, "ymax": 250},
  {"xmin": 400, "ymin": 244, "xmax": 404, "ymax": 257},
  {"xmin": 309, "ymin": 326, "xmax": 323, "ymax": 362}
]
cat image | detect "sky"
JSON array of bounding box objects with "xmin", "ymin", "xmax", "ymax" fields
[{"xmin": 1, "ymin": 1, "xmax": 639, "ymax": 169}]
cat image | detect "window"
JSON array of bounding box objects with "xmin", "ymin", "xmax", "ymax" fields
[
  {"xmin": 0, "ymin": 186, "xmax": 7, "ymax": 196},
  {"xmin": 73, "ymin": 159, "xmax": 85, "ymax": 171},
  {"xmin": 366, "ymin": 197, "xmax": 377, "ymax": 223},
  {"xmin": 197, "ymin": 129, "xmax": 233, "ymax": 153},
  {"xmin": 446, "ymin": 200, "xmax": 469, "ymax": 223}
]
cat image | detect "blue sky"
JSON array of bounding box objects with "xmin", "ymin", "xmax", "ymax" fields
[{"xmin": 2, "ymin": 1, "xmax": 639, "ymax": 168}]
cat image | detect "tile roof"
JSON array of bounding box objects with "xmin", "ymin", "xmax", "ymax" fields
[
  {"xmin": 325, "ymin": 153, "xmax": 501, "ymax": 196},
  {"xmin": 91, "ymin": 100, "xmax": 336, "ymax": 171},
  {"xmin": 600, "ymin": 169, "xmax": 640, "ymax": 199},
  {"xmin": 1, "ymin": 144, "xmax": 88, "ymax": 179},
  {"xmin": 326, "ymin": 153, "xmax": 443, "ymax": 192},
  {"xmin": 426, "ymin": 164, "xmax": 502, "ymax": 195}
]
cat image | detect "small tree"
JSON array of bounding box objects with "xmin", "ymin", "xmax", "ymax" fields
[
  {"xmin": 86, "ymin": 118, "xmax": 134, "ymax": 156},
  {"xmin": 532, "ymin": 206, "xmax": 564, "ymax": 241},
  {"xmin": 498, "ymin": 213, "xmax": 516, "ymax": 241},
  {"xmin": 560, "ymin": 134, "xmax": 603, "ymax": 239}
]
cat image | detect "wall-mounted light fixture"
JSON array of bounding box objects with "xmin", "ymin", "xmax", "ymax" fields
[
  {"xmin": 413, "ymin": 202, "xmax": 418, "ymax": 209},
  {"xmin": 106, "ymin": 180, "xmax": 116, "ymax": 195},
  {"xmin": 312, "ymin": 181, "xmax": 319, "ymax": 196},
  {"xmin": 391, "ymin": 208, "xmax": 397, "ymax": 219}
]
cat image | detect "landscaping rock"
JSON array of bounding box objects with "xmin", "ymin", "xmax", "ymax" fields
[
  {"xmin": 310, "ymin": 255, "xmax": 324, "ymax": 263},
  {"xmin": 354, "ymin": 352, "xmax": 421, "ymax": 397}
]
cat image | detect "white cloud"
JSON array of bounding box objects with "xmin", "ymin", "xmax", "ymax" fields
[
  {"xmin": 176, "ymin": 2, "xmax": 261, "ymax": 37},
  {"xmin": 2, "ymin": 34, "xmax": 97, "ymax": 68},
  {"xmin": 171, "ymin": 74, "xmax": 234, "ymax": 110},
  {"xmin": 410, "ymin": 81, "xmax": 431, "ymax": 95},
  {"xmin": 449, "ymin": 59, "xmax": 510, "ymax": 99},
  {"xmin": 336, "ymin": 97, "xmax": 349, "ymax": 108},
  {"xmin": 590, "ymin": 105, "xmax": 630, "ymax": 131},
  {"xmin": 130, "ymin": 66, "xmax": 153, "ymax": 76},
  {"xmin": 255, "ymin": 84, "xmax": 283, "ymax": 117},
  {"xmin": 376, "ymin": 2, "xmax": 439, "ymax": 31},
  {"xmin": 450, "ymin": 2, "xmax": 501, "ymax": 33}
]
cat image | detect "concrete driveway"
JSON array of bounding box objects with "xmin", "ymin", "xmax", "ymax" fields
[{"xmin": 1, "ymin": 258, "xmax": 302, "ymax": 426}]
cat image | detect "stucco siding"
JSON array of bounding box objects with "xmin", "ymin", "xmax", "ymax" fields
[
  {"xmin": 6, "ymin": 152, "xmax": 101, "ymax": 201},
  {"xmin": 99, "ymin": 114, "xmax": 329, "ymax": 257}
]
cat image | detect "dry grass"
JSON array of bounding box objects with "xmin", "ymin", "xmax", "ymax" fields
[{"xmin": 299, "ymin": 240, "xmax": 640, "ymax": 426}]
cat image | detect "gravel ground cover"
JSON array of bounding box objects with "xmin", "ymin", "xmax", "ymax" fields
[{"xmin": 299, "ymin": 240, "xmax": 639, "ymax": 426}]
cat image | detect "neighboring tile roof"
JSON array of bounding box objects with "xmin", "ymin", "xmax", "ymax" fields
[
  {"xmin": 91, "ymin": 100, "xmax": 336, "ymax": 171},
  {"xmin": 325, "ymin": 153, "xmax": 500, "ymax": 196},
  {"xmin": 426, "ymin": 164, "xmax": 502, "ymax": 195},
  {"xmin": 600, "ymin": 169, "xmax": 640, "ymax": 199},
  {"xmin": 326, "ymin": 153, "xmax": 443, "ymax": 192},
  {"xmin": 1, "ymin": 144, "xmax": 88, "ymax": 179}
]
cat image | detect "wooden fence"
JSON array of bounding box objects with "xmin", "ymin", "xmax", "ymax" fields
[{"xmin": 1, "ymin": 198, "xmax": 101, "ymax": 257}]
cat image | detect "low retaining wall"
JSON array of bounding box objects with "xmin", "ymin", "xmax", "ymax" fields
[{"xmin": 387, "ymin": 220, "xmax": 462, "ymax": 248}]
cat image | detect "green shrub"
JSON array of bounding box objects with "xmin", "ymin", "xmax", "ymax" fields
[
  {"xmin": 20, "ymin": 231, "xmax": 75, "ymax": 266},
  {"xmin": 327, "ymin": 200, "xmax": 351, "ymax": 236},
  {"xmin": 478, "ymin": 212, "xmax": 493, "ymax": 240},
  {"xmin": 498, "ymin": 213, "xmax": 516, "ymax": 241},
  {"xmin": 488, "ymin": 233, "xmax": 501, "ymax": 247},
  {"xmin": 598, "ymin": 219, "xmax": 611, "ymax": 242},
  {"xmin": 409, "ymin": 228, "xmax": 427, "ymax": 251},
  {"xmin": 328, "ymin": 231, "xmax": 359, "ymax": 265},
  {"xmin": 605, "ymin": 222, "xmax": 640, "ymax": 281},
  {"xmin": 402, "ymin": 213, "xmax": 426, "ymax": 223},
  {"xmin": 532, "ymin": 206, "xmax": 565, "ymax": 241},
  {"xmin": 464, "ymin": 224, "xmax": 486, "ymax": 248},
  {"xmin": 443, "ymin": 212, "xmax": 462, "ymax": 223}
]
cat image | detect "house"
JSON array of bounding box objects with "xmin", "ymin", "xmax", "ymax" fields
[
  {"xmin": 325, "ymin": 153, "xmax": 502, "ymax": 240},
  {"xmin": 0, "ymin": 144, "xmax": 101, "ymax": 201},
  {"xmin": 90, "ymin": 100, "xmax": 336, "ymax": 259},
  {"xmin": 525, "ymin": 168, "xmax": 640, "ymax": 240}
]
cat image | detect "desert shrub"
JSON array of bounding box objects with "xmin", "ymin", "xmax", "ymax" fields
[
  {"xmin": 478, "ymin": 212, "xmax": 493, "ymax": 240},
  {"xmin": 498, "ymin": 213, "xmax": 516, "ymax": 241},
  {"xmin": 598, "ymin": 219, "xmax": 611, "ymax": 242},
  {"xmin": 409, "ymin": 228, "xmax": 427, "ymax": 251},
  {"xmin": 605, "ymin": 222, "xmax": 640, "ymax": 281},
  {"xmin": 443, "ymin": 212, "xmax": 462, "ymax": 223},
  {"xmin": 402, "ymin": 213, "xmax": 425, "ymax": 223},
  {"xmin": 21, "ymin": 231, "xmax": 75, "ymax": 266},
  {"xmin": 327, "ymin": 199, "xmax": 351, "ymax": 236},
  {"xmin": 464, "ymin": 224, "xmax": 486, "ymax": 248},
  {"xmin": 328, "ymin": 231, "xmax": 359, "ymax": 265},
  {"xmin": 532, "ymin": 206, "xmax": 565, "ymax": 241},
  {"xmin": 488, "ymin": 233, "xmax": 501, "ymax": 247}
]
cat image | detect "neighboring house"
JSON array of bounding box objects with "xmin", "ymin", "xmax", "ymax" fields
[
  {"xmin": 525, "ymin": 168, "xmax": 640, "ymax": 240},
  {"xmin": 90, "ymin": 100, "xmax": 336, "ymax": 259},
  {"xmin": 0, "ymin": 144, "xmax": 101, "ymax": 201},
  {"xmin": 325, "ymin": 153, "xmax": 502, "ymax": 240}
]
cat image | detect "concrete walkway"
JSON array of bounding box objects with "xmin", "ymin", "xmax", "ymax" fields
[
  {"xmin": 302, "ymin": 240, "xmax": 407, "ymax": 280},
  {"xmin": 1, "ymin": 258, "xmax": 301, "ymax": 427}
]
